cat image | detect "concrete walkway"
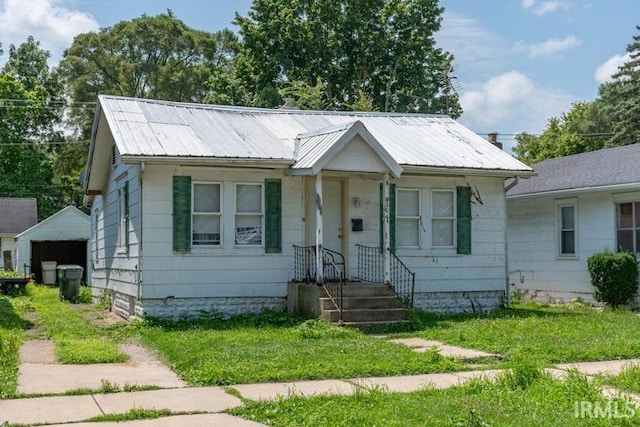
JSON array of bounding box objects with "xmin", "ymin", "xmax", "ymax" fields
[{"xmin": 3, "ymin": 338, "xmax": 640, "ymax": 426}]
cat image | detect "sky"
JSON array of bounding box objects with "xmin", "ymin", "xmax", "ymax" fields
[{"xmin": 0, "ymin": 0, "xmax": 638, "ymax": 152}]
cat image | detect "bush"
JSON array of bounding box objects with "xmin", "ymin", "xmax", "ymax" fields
[{"xmin": 587, "ymin": 250, "xmax": 638, "ymax": 306}]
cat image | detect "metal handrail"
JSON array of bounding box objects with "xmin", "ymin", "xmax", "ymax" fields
[
  {"xmin": 292, "ymin": 245, "xmax": 345, "ymax": 324},
  {"xmin": 355, "ymin": 244, "xmax": 415, "ymax": 307}
]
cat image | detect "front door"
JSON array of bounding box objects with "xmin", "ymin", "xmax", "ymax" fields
[{"xmin": 306, "ymin": 178, "xmax": 344, "ymax": 254}]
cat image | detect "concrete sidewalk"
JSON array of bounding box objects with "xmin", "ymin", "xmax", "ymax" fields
[{"xmin": 5, "ymin": 360, "xmax": 640, "ymax": 426}]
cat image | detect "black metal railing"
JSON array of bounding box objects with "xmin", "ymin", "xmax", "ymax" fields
[
  {"xmin": 292, "ymin": 245, "xmax": 345, "ymax": 324},
  {"xmin": 355, "ymin": 244, "xmax": 415, "ymax": 307}
]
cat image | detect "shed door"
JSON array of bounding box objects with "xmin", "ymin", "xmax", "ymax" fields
[{"xmin": 30, "ymin": 241, "xmax": 87, "ymax": 284}]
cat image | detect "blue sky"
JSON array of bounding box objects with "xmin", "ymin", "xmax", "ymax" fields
[{"xmin": 0, "ymin": 0, "xmax": 638, "ymax": 152}]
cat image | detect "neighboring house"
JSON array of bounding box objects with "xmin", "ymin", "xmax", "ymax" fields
[
  {"xmin": 15, "ymin": 206, "xmax": 91, "ymax": 284},
  {"xmin": 84, "ymin": 95, "xmax": 533, "ymax": 319},
  {"xmin": 507, "ymin": 143, "xmax": 640, "ymax": 303},
  {"xmin": 0, "ymin": 198, "xmax": 37, "ymax": 270}
]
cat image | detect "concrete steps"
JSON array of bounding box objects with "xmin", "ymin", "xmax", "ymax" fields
[{"xmin": 319, "ymin": 281, "xmax": 410, "ymax": 328}]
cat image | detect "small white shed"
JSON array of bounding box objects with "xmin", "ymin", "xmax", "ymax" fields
[{"xmin": 15, "ymin": 206, "xmax": 91, "ymax": 284}]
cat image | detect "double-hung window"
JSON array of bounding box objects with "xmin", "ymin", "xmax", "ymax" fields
[
  {"xmin": 432, "ymin": 190, "xmax": 455, "ymax": 248},
  {"xmin": 396, "ymin": 189, "xmax": 420, "ymax": 247},
  {"xmin": 192, "ymin": 183, "xmax": 222, "ymax": 246},
  {"xmin": 235, "ymin": 184, "xmax": 263, "ymax": 246},
  {"xmin": 558, "ymin": 203, "xmax": 576, "ymax": 257},
  {"xmin": 616, "ymin": 202, "xmax": 640, "ymax": 252}
]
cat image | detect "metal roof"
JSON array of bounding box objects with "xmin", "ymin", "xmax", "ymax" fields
[
  {"xmin": 96, "ymin": 95, "xmax": 533, "ymax": 174},
  {"xmin": 507, "ymin": 143, "xmax": 640, "ymax": 198}
]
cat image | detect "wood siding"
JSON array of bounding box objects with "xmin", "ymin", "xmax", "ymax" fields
[{"xmin": 507, "ymin": 192, "xmax": 615, "ymax": 294}]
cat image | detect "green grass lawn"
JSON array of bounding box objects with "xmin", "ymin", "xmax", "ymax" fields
[
  {"xmin": 230, "ymin": 367, "xmax": 640, "ymax": 426},
  {"xmin": 603, "ymin": 365, "xmax": 640, "ymax": 395},
  {"xmin": 0, "ymin": 292, "xmax": 31, "ymax": 398},
  {"xmin": 140, "ymin": 316, "xmax": 461, "ymax": 386},
  {"xmin": 409, "ymin": 301, "xmax": 640, "ymax": 364}
]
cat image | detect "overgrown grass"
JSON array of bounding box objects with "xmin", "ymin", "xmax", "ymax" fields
[
  {"xmin": 85, "ymin": 408, "xmax": 174, "ymax": 422},
  {"xmin": 140, "ymin": 316, "xmax": 462, "ymax": 386},
  {"xmin": 231, "ymin": 363, "xmax": 639, "ymax": 426},
  {"xmin": 408, "ymin": 301, "xmax": 640, "ymax": 364},
  {"xmin": 27, "ymin": 285, "xmax": 128, "ymax": 363},
  {"xmin": 603, "ymin": 365, "xmax": 640, "ymax": 394},
  {"xmin": 0, "ymin": 294, "xmax": 32, "ymax": 398}
]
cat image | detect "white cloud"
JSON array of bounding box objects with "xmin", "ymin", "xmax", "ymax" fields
[
  {"xmin": 0, "ymin": 0, "xmax": 98, "ymax": 63},
  {"xmin": 458, "ymin": 71, "xmax": 575, "ymax": 152},
  {"xmin": 514, "ymin": 35, "xmax": 582, "ymax": 58},
  {"xmin": 595, "ymin": 53, "xmax": 631, "ymax": 83},
  {"xmin": 437, "ymin": 11, "xmax": 510, "ymax": 80},
  {"xmin": 522, "ymin": 0, "xmax": 570, "ymax": 16}
]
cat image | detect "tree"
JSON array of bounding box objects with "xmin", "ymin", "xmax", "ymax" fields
[
  {"xmin": 513, "ymin": 101, "xmax": 611, "ymax": 164},
  {"xmin": 225, "ymin": 0, "xmax": 460, "ymax": 114},
  {"xmin": 59, "ymin": 11, "xmax": 239, "ymax": 137},
  {"xmin": 602, "ymin": 26, "xmax": 640, "ymax": 146}
]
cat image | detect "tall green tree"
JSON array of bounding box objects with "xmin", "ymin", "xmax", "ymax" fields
[
  {"xmin": 603, "ymin": 25, "xmax": 640, "ymax": 146},
  {"xmin": 0, "ymin": 36, "xmax": 66, "ymax": 219},
  {"xmin": 59, "ymin": 11, "xmax": 239, "ymax": 137},
  {"xmin": 223, "ymin": 0, "xmax": 460, "ymax": 114}
]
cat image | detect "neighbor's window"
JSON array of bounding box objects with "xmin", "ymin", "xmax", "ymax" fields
[
  {"xmin": 558, "ymin": 204, "xmax": 576, "ymax": 256},
  {"xmin": 616, "ymin": 202, "xmax": 640, "ymax": 252},
  {"xmin": 235, "ymin": 184, "xmax": 263, "ymax": 245},
  {"xmin": 397, "ymin": 189, "xmax": 420, "ymax": 247},
  {"xmin": 192, "ymin": 183, "xmax": 222, "ymax": 246},
  {"xmin": 432, "ymin": 190, "xmax": 455, "ymax": 247}
]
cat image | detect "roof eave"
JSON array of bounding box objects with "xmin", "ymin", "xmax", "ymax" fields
[
  {"xmin": 507, "ymin": 181, "xmax": 640, "ymax": 200},
  {"xmin": 401, "ymin": 165, "xmax": 536, "ymax": 178},
  {"xmin": 121, "ymin": 155, "xmax": 293, "ymax": 168}
]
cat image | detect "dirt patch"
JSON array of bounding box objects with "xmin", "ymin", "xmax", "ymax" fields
[
  {"xmin": 68, "ymin": 303, "xmax": 128, "ymax": 327},
  {"xmin": 22, "ymin": 310, "xmax": 47, "ymax": 338}
]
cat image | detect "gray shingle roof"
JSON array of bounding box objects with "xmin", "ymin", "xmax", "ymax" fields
[
  {"xmin": 507, "ymin": 143, "xmax": 640, "ymax": 197},
  {"xmin": 0, "ymin": 198, "xmax": 37, "ymax": 234}
]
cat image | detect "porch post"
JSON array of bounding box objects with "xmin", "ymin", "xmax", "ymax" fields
[
  {"xmin": 315, "ymin": 172, "xmax": 324, "ymax": 284},
  {"xmin": 382, "ymin": 173, "xmax": 391, "ymax": 284}
]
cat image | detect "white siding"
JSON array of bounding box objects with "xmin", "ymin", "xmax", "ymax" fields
[
  {"xmin": 507, "ymin": 192, "xmax": 615, "ymax": 296},
  {"xmin": 0, "ymin": 235, "xmax": 17, "ymax": 270},
  {"xmin": 140, "ymin": 165, "xmax": 303, "ymax": 299},
  {"xmin": 344, "ymin": 175, "xmax": 508, "ymax": 293},
  {"xmin": 90, "ymin": 151, "xmax": 141, "ymax": 297}
]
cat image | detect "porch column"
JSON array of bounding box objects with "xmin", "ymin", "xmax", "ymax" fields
[
  {"xmin": 382, "ymin": 173, "xmax": 391, "ymax": 284},
  {"xmin": 315, "ymin": 172, "xmax": 324, "ymax": 284}
]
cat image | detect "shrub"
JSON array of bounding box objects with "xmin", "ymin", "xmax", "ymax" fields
[{"xmin": 587, "ymin": 250, "xmax": 638, "ymax": 306}]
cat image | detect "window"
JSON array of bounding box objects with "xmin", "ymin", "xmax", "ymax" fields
[
  {"xmin": 235, "ymin": 184, "xmax": 263, "ymax": 245},
  {"xmin": 396, "ymin": 189, "xmax": 420, "ymax": 247},
  {"xmin": 432, "ymin": 190, "xmax": 455, "ymax": 247},
  {"xmin": 192, "ymin": 183, "xmax": 221, "ymax": 246},
  {"xmin": 117, "ymin": 181, "xmax": 129, "ymax": 252},
  {"xmin": 616, "ymin": 202, "xmax": 640, "ymax": 252},
  {"xmin": 558, "ymin": 204, "xmax": 576, "ymax": 256}
]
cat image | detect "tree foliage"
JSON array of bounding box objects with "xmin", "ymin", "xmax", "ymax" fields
[
  {"xmin": 224, "ymin": 0, "xmax": 460, "ymax": 114},
  {"xmin": 0, "ymin": 37, "xmax": 65, "ymax": 219},
  {"xmin": 59, "ymin": 11, "xmax": 239, "ymax": 137}
]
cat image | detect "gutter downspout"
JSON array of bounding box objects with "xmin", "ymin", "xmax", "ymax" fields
[{"xmin": 503, "ymin": 176, "xmax": 519, "ymax": 307}]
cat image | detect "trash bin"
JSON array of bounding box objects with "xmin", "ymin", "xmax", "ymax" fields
[
  {"xmin": 41, "ymin": 261, "xmax": 57, "ymax": 285},
  {"xmin": 57, "ymin": 264, "xmax": 83, "ymax": 301}
]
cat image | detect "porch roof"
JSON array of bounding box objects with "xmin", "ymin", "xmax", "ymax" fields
[{"xmin": 291, "ymin": 121, "xmax": 403, "ymax": 177}]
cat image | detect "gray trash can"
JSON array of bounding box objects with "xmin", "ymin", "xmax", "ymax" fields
[
  {"xmin": 41, "ymin": 261, "xmax": 57, "ymax": 285},
  {"xmin": 57, "ymin": 264, "xmax": 83, "ymax": 301}
]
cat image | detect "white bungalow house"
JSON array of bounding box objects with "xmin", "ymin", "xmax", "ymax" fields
[
  {"xmin": 507, "ymin": 143, "xmax": 640, "ymax": 303},
  {"xmin": 84, "ymin": 95, "xmax": 533, "ymax": 319}
]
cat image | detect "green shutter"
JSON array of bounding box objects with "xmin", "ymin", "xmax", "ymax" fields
[
  {"xmin": 173, "ymin": 176, "xmax": 192, "ymax": 253},
  {"xmin": 379, "ymin": 182, "xmax": 396, "ymax": 253},
  {"xmin": 264, "ymin": 178, "xmax": 282, "ymax": 253},
  {"xmin": 456, "ymin": 186, "xmax": 472, "ymax": 255},
  {"xmin": 124, "ymin": 180, "xmax": 129, "ymax": 250}
]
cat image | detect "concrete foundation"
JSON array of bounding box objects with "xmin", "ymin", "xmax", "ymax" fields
[{"xmin": 413, "ymin": 290, "xmax": 504, "ymax": 314}]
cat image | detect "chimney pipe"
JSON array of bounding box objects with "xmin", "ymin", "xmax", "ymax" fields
[{"xmin": 487, "ymin": 132, "xmax": 503, "ymax": 150}]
